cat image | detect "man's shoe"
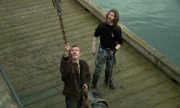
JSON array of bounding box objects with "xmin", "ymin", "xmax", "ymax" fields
[
  {"xmin": 104, "ymin": 81, "xmax": 116, "ymax": 89},
  {"xmin": 109, "ymin": 83, "xmax": 116, "ymax": 89},
  {"xmin": 91, "ymin": 85, "xmax": 97, "ymax": 89},
  {"xmin": 91, "ymin": 74, "xmax": 99, "ymax": 89}
]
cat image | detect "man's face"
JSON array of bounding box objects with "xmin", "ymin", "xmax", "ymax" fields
[
  {"xmin": 70, "ymin": 47, "xmax": 80, "ymax": 60},
  {"xmin": 106, "ymin": 12, "xmax": 115, "ymax": 24}
]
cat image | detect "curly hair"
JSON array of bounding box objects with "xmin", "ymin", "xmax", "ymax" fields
[{"xmin": 106, "ymin": 9, "xmax": 120, "ymax": 27}]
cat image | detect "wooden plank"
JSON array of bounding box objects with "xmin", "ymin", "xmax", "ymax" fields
[
  {"xmin": 0, "ymin": 2, "xmax": 53, "ymax": 20},
  {"xmin": 0, "ymin": 0, "xmax": 70, "ymax": 10},
  {"xmin": 1, "ymin": 1, "xmax": 82, "ymax": 20},
  {"xmin": 0, "ymin": 4, "xmax": 84, "ymax": 30},
  {"xmin": 0, "ymin": 0, "xmax": 68, "ymax": 5},
  {"xmin": 0, "ymin": 0, "xmax": 48, "ymax": 7},
  {"xmin": 112, "ymin": 63, "xmax": 160, "ymax": 84},
  {"xmin": 14, "ymin": 42, "xmax": 131, "ymax": 97},
  {"xmin": 97, "ymin": 60, "xmax": 151, "ymax": 83},
  {"xmin": 1, "ymin": 0, "xmax": 180, "ymax": 108},
  {"xmin": 114, "ymin": 52, "xmax": 148, "ymax": 72},
  {"xmin": 123, "ymin": 85, "xmax": 180, "ymax": 108},
  {"xmin": 34, "ymin": 67, "xmax": 169, "ymax": 108},
  {"xmin": 0, "ymin": 17, "xmax": 98, "ymax": 56},
  {"xmin": 108, "ymin": 79, "xmax": 170, "ymax": 108},
  {"xmin": 2, "ymin": 25, "xmax": 97, "ymax": 68},
  {"xmin": 0, "ymin": 72, "xmax": 19, "ymax": 108},
  {"xmin": 24, "ymin": 94, "xmax": 64, "ymax": 108},
  {"xmin": 12, "ymin": 41, "xmax": 130, "ymax": 92},
  {"xmin": 151, "ymin": 95, "xmax": 180, "ymax": 108},
  {"xmin": 0, "ymin": 11, "xmax": 92, "ymax": 46},
  {"xmin": 1, "ymin": 8, "xmax": 92, "ymax": 41},
  {"xmin": 0, "ymin": 26, "xmax": 94, "ymax": 58},
  {"xmin": 0, "ymin": 29, "xmax": 95, "ymax": 74},
  {"xmin": 96, "ymin": 60, "xmax": 160, "ymax": 92},
  {"xmin": 0, "ymin": 0, "xmax": 73, "ymax": 17},
  {"xmin": 116, "ymin": 80, "xmax": 178, "ymax": 108},
  {"xmin": 89, "ymin": 50, "xmax": 160, "ymax": 89},
  {"xmin": 17, "ymin": 78, "xmax": 61, "ymax": 99},
  {"xmin": 1, "ymin": 26, "xmax": 95, "ymax": 77},
  {"xmin": 0, "ymin": 0, "xmax": 84, "ymax": 29},
  {"xmin": 1, "ymin": 37, "xmax": 96, "ymax": 83},
  {"xmin": 21, "ymin": 87, "xmax": 61, "ymax": 106},
  {"xmin": 46, "ymin": 101, "xmax": 65, "ymax": 108},
  {"xmin": 13, "ymin": 41, "xmax": 131, "ymax": 98},
  {"xmin": 0, "ymin": 0, "xmax": 49, "ymax": 12},
  {"xmin": 11, "ymin": 42, "xmax": 130, "ymax": 96},
  {"xmin": 105, "ymin": 73, "xmax": 169, "ymax": 103},
  {"xmin": 9, "ymin": 44, "xmax": 96, "ymax": 91},
  {"xmin": 11, "ymin": 70, "xmax": 60, "ymax": 91}
]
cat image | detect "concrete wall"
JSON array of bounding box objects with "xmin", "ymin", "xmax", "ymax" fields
[{"xmin": 76, "ymin": 0, "xmax": 180, "ymax": 84}]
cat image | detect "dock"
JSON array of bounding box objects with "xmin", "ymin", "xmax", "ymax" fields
[
  {"xmin": 0, "ymin": 69, "xmax": 18, "ymax": 108},
  {"xmin": 0, "ymin": 0, "xmax": 180, "ymax": 108}
]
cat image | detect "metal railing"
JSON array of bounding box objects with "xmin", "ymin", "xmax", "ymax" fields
[{"xmin": 0, "ymin": 64, "xmax": 23, "ymax": 108}]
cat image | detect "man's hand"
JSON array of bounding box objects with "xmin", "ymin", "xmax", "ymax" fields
[
  {"xmin": 65, "ymin": 43, "xmax": 71, "ymax": 51},
  {"xmin": 64, "ymin": 43, "xmax": 71, "ymax": 57},
  {"xmin": 83, "ymin": 84, "xmax": 88, "ymax": 91},
  {"xmin": 110, "ymin": 48, "xmax": 117, "ymax": 54},
  {"xmin": 92, "ymin": 38, "xmax": 96, "ymax": 56},
  {"xmin": 110, "ymin": 44, "xmax": 121, "ymax": 54},
  {"xmin": 92, "ymin": 48, "xmax": 96, "ymax": 56}
]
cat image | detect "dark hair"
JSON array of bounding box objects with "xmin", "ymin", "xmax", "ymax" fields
[
  {"xmin": 72, "ymin": 45, "xmax": 79, "ymax": 48},
  {"xmin": 71, "ymin": 45, "xmax": 80, "ymax": 52},
  {"xmin": 106, "ymin": 9, "xmax": 120, "ymax": 27}
]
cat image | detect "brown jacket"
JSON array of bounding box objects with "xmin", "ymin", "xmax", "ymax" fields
[{"xmin": 60, "ymin": 55, "xmax": 91, "ymax": 98}]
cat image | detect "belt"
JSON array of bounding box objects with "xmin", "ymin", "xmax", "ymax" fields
[{"xmin": 100, "ymin": 45, "xmax": 113, "ymax": 50}]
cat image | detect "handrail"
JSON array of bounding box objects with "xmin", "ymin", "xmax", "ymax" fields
[{"xmin": 0, "ymin": 64, "xmax": 23, "ymax": 108}]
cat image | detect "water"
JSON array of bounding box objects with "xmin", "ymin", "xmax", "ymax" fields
[{"xmin": 94, "ymin": 0, "xmax": 180, "ymax": 66}]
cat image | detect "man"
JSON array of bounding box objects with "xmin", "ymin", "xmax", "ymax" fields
[
  {"xmin": 91, "ymin": 9, "xmax": 123, "ymax": 89},
  {"xmin": 60, "ymin": 43, "xmax": 91, "ymax": 108}
]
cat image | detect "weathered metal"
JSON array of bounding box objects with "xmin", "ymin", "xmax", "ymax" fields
[{"xmin": 52, "ymin": 0, "xmax": 67, "ymax": 44}]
